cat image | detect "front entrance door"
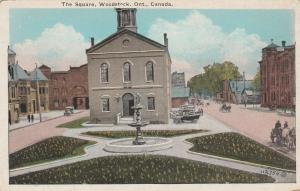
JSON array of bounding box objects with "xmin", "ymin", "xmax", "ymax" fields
[{"xmin": 122, "ymin": 93, "xmax": 134, "ymax": 116}]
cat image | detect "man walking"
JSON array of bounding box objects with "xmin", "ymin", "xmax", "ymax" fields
[
  {"xmin": 27, "ymin": 114, "xmax": 30, "ymax": 123},
  {"xmin": 30, "ymin": 114, "xmax": 34, "ymax": 123}
]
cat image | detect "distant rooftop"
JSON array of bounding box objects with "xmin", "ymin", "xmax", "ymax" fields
[
  {"xmin": 9, "ymin": 64, "xmax": 30, "ymax": 81},
  {"xmin": 30, "ymin": 68, "xmax": 48, "ymax": 81},
  {"xmin": 171, "ymin": 87, "xmax": 190, "ymax": 98},
  {"xmin": 229, "ymin": 80, "xmax": 254, "ymax": 93}
]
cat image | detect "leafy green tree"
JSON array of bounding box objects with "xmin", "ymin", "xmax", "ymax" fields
[
  {"xmin": 252, "ymin": 69, "xmax": 261, "ymax": 91},
  {"xmin": 187, "ymin": 61, "xmax": 240, "ymax": 96}
]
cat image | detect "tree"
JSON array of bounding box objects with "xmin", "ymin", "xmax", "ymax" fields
[
  {"xmin": 188, "ymin": 61, "xmax": 240, "ymax": 96},
  {"xmin": 252, "ymin": 69, "xmax": 261, "ymax": 91}
]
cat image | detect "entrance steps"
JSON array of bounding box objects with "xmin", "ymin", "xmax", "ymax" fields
[{"xmin": 118, "ymin": 117, "xmax": 134, "ymax": 125}]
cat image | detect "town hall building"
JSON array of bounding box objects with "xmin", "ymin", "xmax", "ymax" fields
[{"xmin": 87, "ymin": 8, "xmax": 172, "ymax": 124}]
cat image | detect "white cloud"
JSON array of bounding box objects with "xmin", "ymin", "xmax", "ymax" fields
[
  {"xmin": 148, "ymin": 11, "xmax": 267, "ymax": 80},
  {"xmin": 14, "ymin": 23, "xmax": 90, "ymax": 71},
  {"xmin": 172, "ymin": 59, "xmax": 202, "ymax": 83}
]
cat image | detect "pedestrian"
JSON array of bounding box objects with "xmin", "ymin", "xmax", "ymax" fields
[
  {"xmin": 31, "ymin": 114, "xmax": 34, "ymax": 123},
  {"xmin": 282, "ymin": 121, "xmax": 290, "ymax": 145},
  {"xmin": 27, "ymin": 114, "xmax": 30, "ymax": 123}
]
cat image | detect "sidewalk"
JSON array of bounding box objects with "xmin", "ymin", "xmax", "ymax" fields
[
  {"xmin": 9, "ymin": 110, "xmax": 82, "ymax": 131},
  {"xmin": 9, "ymin": 110, "xmax": 89, "ymax": 154}
]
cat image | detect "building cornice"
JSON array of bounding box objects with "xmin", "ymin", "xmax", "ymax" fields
[
  {"xmin": 92, "ymin": 84, "xmax": 163, "ymax": 91},
  {"xmin": 88, "ymin": 49, "xmax": 165, "ymax": 55}
]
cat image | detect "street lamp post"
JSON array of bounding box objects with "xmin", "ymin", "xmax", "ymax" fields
[{"xmin": 35, "ymin": 63, "xmax": 42, "ymax": 122}]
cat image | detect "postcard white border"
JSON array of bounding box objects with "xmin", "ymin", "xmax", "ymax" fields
[{"xmin": 0, "ymin": 0, "xmax": 299, "ymax": 191}]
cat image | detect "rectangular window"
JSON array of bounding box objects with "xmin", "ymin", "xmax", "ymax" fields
[
  {"xmin": 102, "ymin": 98, "xmax": 110, "ymax": 112},
  {"xmin": 147, "ymin": 97, "xmax": 155, "ymax": 110}
]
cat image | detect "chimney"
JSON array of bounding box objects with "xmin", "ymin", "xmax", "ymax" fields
[
  {"xmin": 164, "ymin": 33, "xmax": 168, "ymax": 47},
  {"xmin": 282, "ymin": 41, "xmax": 286, "ymax": 47},
  {"xmin": 91, "ymin": 37, "xmax": 94, "ymax": 47}
]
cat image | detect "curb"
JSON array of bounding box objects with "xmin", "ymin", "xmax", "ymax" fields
[
  {"xmin": 81, "ymin": 122, "xmax": 114, "ymax": 127},
  {"xmin": 9, "ymin": 110, "xmax": 85, "ymax": 132},
  {"xmin": 183, "ymin": 140, "xmax": 296, "ymax": 173},
  {"xmin": 9, "ymin": 142, "xmax": 99, "ymax": 176}
]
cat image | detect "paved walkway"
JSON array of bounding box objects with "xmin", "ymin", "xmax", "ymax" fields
[
  {"xmin": 9, "ymin": 110, "xmax": 82, "ymax": 131},
  {"xmin": 9, "ymin": 113, "xmax": 295, "ymax": 183},
  {"xmin": 203, "ymin": 102, "xmax": 296, "ymax": 159},
  {"xmin": 9, "ymin": 110, "xmax": 89, "ymax": 154}
]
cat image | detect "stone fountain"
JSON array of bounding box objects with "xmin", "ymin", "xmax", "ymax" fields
[{"xmin": 104, "ymin": 93, "xmax": 173, "ymax": 153}]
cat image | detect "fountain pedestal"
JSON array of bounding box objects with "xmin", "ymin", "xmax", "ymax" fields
[
  {"xmin": 103, "ymin": 93, "xmax": 173, "ymax": 153},
  {"xmin": 128, "ymin": 103, "xmax": 148, "ymax": 145}
]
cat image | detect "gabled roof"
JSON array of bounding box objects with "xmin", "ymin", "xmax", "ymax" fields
[
  {"xmin": 229, "ymin": 80, "xmax": 254, "ymax": 93},
  {"xmin": 172, "ymin": 87, "xmax": 190, "ymax": 98},
  {"xmin": 242, "ymin": 89, "xmax": 260, "ymax": 96},
  {"xmin": 30, "ymin": 68, "xmax": 48, "ymax": 81},
  {"xmin": 39, "ymin": 64, "xmax": 51, "ymax": 69},
  {"xmin": 265, "ymin": 42, "xmax": 279, "ymax": 49},
  {"xmin": 86, "ymin": 29, "xmax": 167, "ymax": 53},
  {"xmin": 9, "ymin": 64, "xmax": 30, "ymax": 80}
]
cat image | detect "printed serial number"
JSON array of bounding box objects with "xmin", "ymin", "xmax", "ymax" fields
[{"xmin": 260, "ymin": 168, "xmax": 287, "ymax": 177}]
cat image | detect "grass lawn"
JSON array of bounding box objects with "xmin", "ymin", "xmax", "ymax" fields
[
  {"xmin": 10, "ymin": 136, "xmax": 96, "ymax": 169},
  {"xmin": 83, "ymin": 129, "xmax": 207, "ymax": 138},
  {"xmin": 186, "ymin": 132, "xmax": 296, "ymax": 170},
  {"xmin": 57, "ymin": 117, "xmax": 89, "ymax": 128},
  {"xmin": 10, "ymin": 155, "xmax": 274, "ymax": 184}
]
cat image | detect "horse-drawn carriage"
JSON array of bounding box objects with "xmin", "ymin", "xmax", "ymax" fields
[
  {"xmin": 219, "ymin": 103, "xmax": 231, "ymax": 112},
  {"xmin": 270, "ymin": 122, "xmax": 296, "ymax": 149},
  {"xmin": 171, "ymin": 104, "xmax": 201, "ymax": 124}
]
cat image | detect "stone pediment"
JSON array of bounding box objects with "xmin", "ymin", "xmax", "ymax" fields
[{"xmin": 86, "ymin": 29, "xmax": 167, "ymax": 54}]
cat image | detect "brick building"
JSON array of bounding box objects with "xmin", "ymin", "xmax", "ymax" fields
[
  {"xmin": 39, "ymin": 64, "xmax": 89, "ymax": 110},
  {"xmin": 171, "ymin": 87, "xmax": 190, "ymax": 108},
  {"xmin": 172, "ymin": 72, "xmax": 185, "ymax": 87},
  {"xmin": 259, "ymin": 40, "xmax": 295, "ymax": 109}
]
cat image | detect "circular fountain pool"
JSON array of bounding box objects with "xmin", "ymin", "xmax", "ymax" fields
[{"xmin": 104, "ymin": 137, "xmax": 173, "ymax": 153}]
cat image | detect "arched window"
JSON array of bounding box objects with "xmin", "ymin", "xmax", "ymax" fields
[
  {"xmin": 101, "ymin": 63, "xmax": 108, "ymax": 82},
  {"xmin": 146, "ymin": 61, "xmax": 154, "ymax": 81},
  {"xmin": 123, "ymin": 62, "xmax": 131, "ymax": 82}
]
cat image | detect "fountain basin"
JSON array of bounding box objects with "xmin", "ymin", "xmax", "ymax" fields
[{"xmin": 104, "ymin": 137, "xmax": 173, "ymax": 153}]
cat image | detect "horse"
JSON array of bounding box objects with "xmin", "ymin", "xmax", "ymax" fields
[
  {"xmin": 270, "ymin": 127, "xmax": 282, "ymax": 145},
  {"xmin": 219, "ymin": 104, "xmax": 231, "ymax": 112},
  {"xmin": 287, "ymin": 127, "xmax": 296, "ymax": 149}
]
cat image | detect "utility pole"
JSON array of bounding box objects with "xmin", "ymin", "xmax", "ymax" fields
[{"xmin": 35, "ymin": 63, "xmax": 42, "ymax": 122}]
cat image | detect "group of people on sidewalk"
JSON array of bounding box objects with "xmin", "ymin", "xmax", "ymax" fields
[{"xmin": 27, "ymin": 114, "xmax": 34, "ymax": 123}]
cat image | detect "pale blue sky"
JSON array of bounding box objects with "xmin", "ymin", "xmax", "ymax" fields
[
  {"xmin": 10, "ymin": 9, "xmax": 294, "ymax": 45},
  {"xmin": 9, "ymin": 9, "xmax": 295, "ymax": 79}
]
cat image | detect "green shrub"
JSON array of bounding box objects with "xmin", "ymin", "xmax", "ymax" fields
[
  {"xmin": 10, "ymin": 155, "xmax": 274, "ymax": 184},
  {"xmin": 10, "ymin": 136, "xmax": 95, "ymax": 169},
  {"xmin": 84, "ymin": 129, "xmax": 207, "ymax": 138},
  {"xmin": 187, "ymin": 132, "xmax": 296, "ymax": 170},
  {"xmin": 57, "ymin": 117, "xmax": 89, "ymax": 128}
]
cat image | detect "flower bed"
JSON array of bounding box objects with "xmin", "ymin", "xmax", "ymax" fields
[
  {"xmin": 186, "ymin": 132, "xmax": 296, "ymax": 170},
  {"xmin": 57, "ymin": 117, "xmax": 89, "ymax": 128},
  {"xmin": 10, "ymin": 136, "xmax": 95, "ymax": 169},
  {"xmin": 83, "ymin": 129, "xmax": 207, "ymax": 138},
  {"xmin": 10, "ymin": 155, "xmax": 274, "ymax": 184}
]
